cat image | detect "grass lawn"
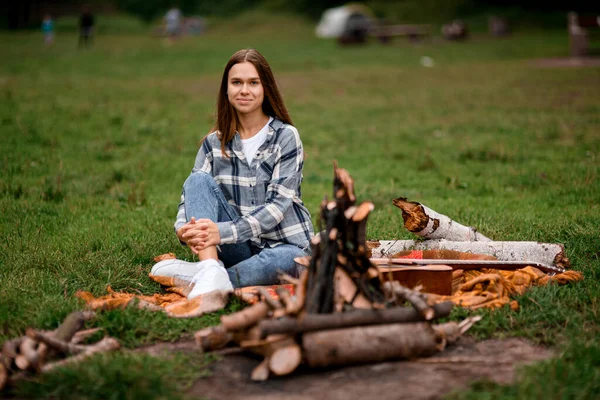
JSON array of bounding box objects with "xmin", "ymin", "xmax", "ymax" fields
[{"xmin": 1, "ymin": 11, "xmax": 599, "ymax": 399}]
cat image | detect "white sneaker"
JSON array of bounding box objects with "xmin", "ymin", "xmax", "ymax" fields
[{"xmin": 187, "ymin": 259, "xmax": 233, "ymax": 300}]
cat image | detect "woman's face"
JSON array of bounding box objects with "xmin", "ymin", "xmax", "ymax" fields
[{"xmin": 227, "ymin": 62, "xmax": 265, "ymax": 117}]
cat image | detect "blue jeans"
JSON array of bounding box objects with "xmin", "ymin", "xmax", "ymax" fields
[{"xmin": 181, "ymin": 172, "xmax": 308, "ymax": 288}]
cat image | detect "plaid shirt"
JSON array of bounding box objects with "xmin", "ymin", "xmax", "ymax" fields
[{"xmin": 175, "ymin": 118, "xmax": 314, "ymax": 250}]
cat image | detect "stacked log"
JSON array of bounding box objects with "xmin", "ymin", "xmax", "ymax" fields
[
  {"xmin": 194, "ymin": 163, "xmax": 479, "ymax": 380},
  {"xmin": 0, "ymin": 312, "xmax": 120, "ymax": 391}
]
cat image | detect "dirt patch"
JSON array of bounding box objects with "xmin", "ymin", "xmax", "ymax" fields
[
  {"xmin": 530, "ymin": 57, "xmax": 600, "ymax": 68},
  {"xmin": 171, "ymin": 336, "xmax": 553, "ymax": 400}
]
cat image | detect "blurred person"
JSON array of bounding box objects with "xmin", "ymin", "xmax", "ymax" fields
[
  {"xmin": 164, "ymin": 6, "xmax": 182, "ymax": 40},
  {"xmin": 152, "ymin": 49, "xmax": 314, "ymax": 299},
  {"xmin": 78, "ymin": 5, "xmax": 95, "ymax": 48},
  {"xmin": 41, "ymin": 14, "xmax": 54, "ymax": 46}
]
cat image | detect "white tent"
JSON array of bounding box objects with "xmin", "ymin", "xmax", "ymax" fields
[{"xmin": 315, "ymin": 3, "xmax": 376, "ymax": 38}]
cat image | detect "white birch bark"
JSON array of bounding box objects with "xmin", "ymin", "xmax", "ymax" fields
[
  {"xmin": 369, "ymin": 239, "xmax": 570, "ymax": 269},
  {"xmin": 393, "ymin": 197, "xmax": 492, "ymax": 241}
]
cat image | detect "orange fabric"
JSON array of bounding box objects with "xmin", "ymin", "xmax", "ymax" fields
[
  {"xmin": 430, "ymin": 266, "xmax": 584, "ymax": 310},
  {"xmin": 76, "ymin": 251, "xmax": 582, "ymax": 315},
  {"xmin": 76, "ymin": 275, "xmax": 296, "ymax": 317}
]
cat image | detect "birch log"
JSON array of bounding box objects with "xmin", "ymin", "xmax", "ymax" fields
[
  {"xmin": 393, "ymin": 197, "xmax": 492, "ymax": 241},
  {"xmin": 369, "ymin": 239, "xmax": 570, "ymax": 269}
]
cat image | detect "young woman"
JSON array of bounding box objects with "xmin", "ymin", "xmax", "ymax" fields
[{"xmin": 152, "ymin": 49, "xmax": 314, "ymax": 299}]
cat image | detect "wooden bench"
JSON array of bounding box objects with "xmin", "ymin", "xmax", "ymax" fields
[{"xmin": 568, "ymin": 12, "xmax": 600, "ymax": 57}]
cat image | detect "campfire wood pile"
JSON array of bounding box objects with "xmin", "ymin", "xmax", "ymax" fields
[
  {"xmin": 0, "ymin": 311, "xmax": 120, "ymax": 391},
  {"xmin": 195, "ymin": 163, "xmax": 479, "ymax": 380}
]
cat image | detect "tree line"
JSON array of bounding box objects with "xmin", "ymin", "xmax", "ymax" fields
[{"xmin": 3, "ymin": 0, "xmax": 598, "ymax": 30}]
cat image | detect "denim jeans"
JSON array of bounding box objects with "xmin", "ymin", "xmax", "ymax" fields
[{"xmin": 178, "ymin": 171, "xmax": 308, "ymax": 287}]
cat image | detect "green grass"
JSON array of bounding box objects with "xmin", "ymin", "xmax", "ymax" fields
[{"xmin": 1, "ymin": 10, "xmax": 599, "ymax": 400}]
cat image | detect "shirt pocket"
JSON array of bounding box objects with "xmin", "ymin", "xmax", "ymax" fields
[{"xmin": 255, "ymin": 153, "xmax": 276, "ymax": 203}]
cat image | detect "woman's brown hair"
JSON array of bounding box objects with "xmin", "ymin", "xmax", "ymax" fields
[{"xmin": 210, "ymin": 48, "xmax": 293, "ymax": 155}]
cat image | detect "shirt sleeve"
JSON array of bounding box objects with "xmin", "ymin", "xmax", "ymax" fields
[
  {"xmin": 217, "ymin": 128, "xmax": 304, "ymax": 244},
  {"xmin": 174, "ymin": 138, "xmax": 214, "ymax": 234}
]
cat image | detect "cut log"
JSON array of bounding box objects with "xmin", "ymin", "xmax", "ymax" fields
[
  {"xmin": 15, "ymin": 338, "xmax": 38, "ymax": 370},
  {"xmin": 194, "ymin": 325, "xmax": 232, "ymax": 352},
  {"xmin": 370, "ymin": 240, "xmax": 570, "ymax": 269},
  {"xmin": 268, "ymin": 342, "xmax": 302, "ymax": 376},
  {"xmin": 393, "ymin": 197, "xmax": 491, "ymax": 241},
  {"xmin": 257, "ymin": 301, "xmax": 453, "ymax": 338},
  {"xmin": 302, "ymin": 322, "xmax": 445, "ymax": 368},
  {"xmin": 2, "ymin": 337, "xmax": 23, "ymax": 360},
  {"xmin": 251, "ymin": 357, "xmax": 270, "ymax": 381},
  {"xmin": 220, "ymin": 302, "xmax": 270, "ymax": 331}
]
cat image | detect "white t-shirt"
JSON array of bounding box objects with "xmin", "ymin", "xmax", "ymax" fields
[{"xmin": 241, "ymin": 117, "xmax": 272, "ymax": 165}]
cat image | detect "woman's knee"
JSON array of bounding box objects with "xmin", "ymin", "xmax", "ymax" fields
[{"xmin": 183, "ymin": 171, "xmax": 216, "ymax": 192}]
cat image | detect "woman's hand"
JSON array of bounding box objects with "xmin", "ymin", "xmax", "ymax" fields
[{"xmin": 179, "ymin": 217, "xmax": 221, "ymax": 254}]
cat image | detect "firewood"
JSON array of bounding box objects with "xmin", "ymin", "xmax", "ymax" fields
[
  {"xmin": 257, "ymin": 302, "xmax": 454, "ymax": 338},
  {"xmin": 194, "ymin": 325, "xmax": 232, "ymax": 352},
  {"xmin": 37, "ymin": 311, "xmax": 97, "ymax": 369},
  {"xmin": 257, "ymin": 287, "xmax": 283, "ymax": 310},
  {"xmin": 40, "ymin": 337, "xmax": 120, "ymax": 373},
  {"xmin": 0, "ymin": 363, "xmax": 7, "ymax": 391},
  {"xmin": 26, "ymin": 328, "xmax": 87, "ymax": 355},
  {"xmin": 351, "ymin": 201, "xmax": 375, "ymax": 222},
  {"xmin": 251, "ymin": 357, "xmax": 270, "ymax": 381},
  {"xmin": 71, "ymin": 328, "xmax": 103, "ymax": 344},
  {"xmin": 275, "ymin": 287, "xmax": 292, "ymax": 308},
  {"xmin": 383, "ymin": 281, "xmax": 435, "ymax": 320},
  {"xmin": 393, "ymin": 197, "xmax": 491, "ymax": 241},
  {"xmin": 2, "ymin": 337, "xmax": 23, "ymax": 360},
  {"xmin": 220, "ymin": 301, "xmax": 270, "ymax": 331},
  {"xmin": 269, "ymin": 342, "xmax": 302, "ymax": 376},
  {"xmin": 371, "ymin": 239, "xmax": 570, "ymax": 269},
  {"xmin": 333, "ymin": 161, "xmax": 356, "ymax": 206},
  {"xmin": 285, "ymin": 268, "xmax": 307, "ymax": 316},
  {"xmin": 302, "ymin": 322, "xmax": 446, "ymax": 368},
  {"xmin": 244, "ymin": 335, "xmax": 302, "ymax": 378},
  {"xmin": 275, "ymin": 286, "xmax": 301, "ymax": 317},
  {"xmin": 239, "ymin": 334, "xmax": 289, "ymax": 354},
  {"xmin": 15, "ymin": 337, "xmax": 38, "ymax": 370},
  {"xmin": 334, "ymin": 267, "xmax": 373, "ymax": 309},
  {"xmin": 433, "ymin": 316, "xmax": 482, "ymax": 344}
]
